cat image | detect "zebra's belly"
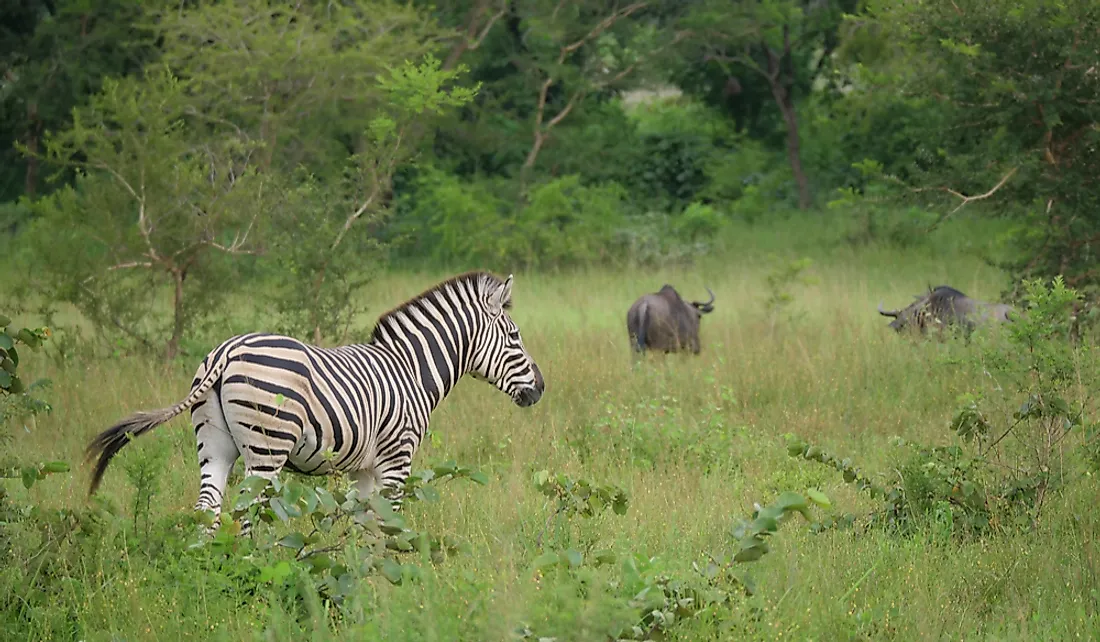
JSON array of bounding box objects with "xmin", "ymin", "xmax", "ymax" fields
[
  {"xmin": 285, "ymin": 435, "xmax": 369, "ymax": 476},
  {"xmin": 284, "ymin": 416, "xmax": 385, "ymax": 476}
]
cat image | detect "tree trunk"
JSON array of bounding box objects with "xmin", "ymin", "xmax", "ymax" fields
[
  {"xmin": 763, "ymin": 27, "xmax": 812, "ymax": 211},
  {"xmin": 165, "ymin": 269, "xmax": 186, "ymax": 361},
  {"xmin": 24, "ymin": 103, "xmax": 39, "ymax": 198},
  {"xmin": 771, "ymin": 83, "xmax": 811, "ymax": 210}
]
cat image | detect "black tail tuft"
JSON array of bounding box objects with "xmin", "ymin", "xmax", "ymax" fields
[{"xmin": 85, "ymin": 410, "xmax": 172, "ymax": 497}]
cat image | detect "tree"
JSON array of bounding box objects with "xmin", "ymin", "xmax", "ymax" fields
[
  {"xmin": 270, "ymin": 56, "xmax": 478, "ymax": 344},
  {"xmin": 0, "ymin": 0, "xmax": 156, "ymax": 203},
  {"xmin": 677, "ymin": 0, "xmax": 858, "ymax": 210},
  {"xmin": 154, "ymin": 0, "xmax": 452, "ymax": 178},
  {"xmin": 857, "ymin": 0, "xmax": 1100, "ymax": 302},
  {"xmin": 514, "ymin": 0, "xmax": 686, "ymax": 188},
  {"xmin": 30, "ymin": 67, "xmax": 278, "ymax": 360}
]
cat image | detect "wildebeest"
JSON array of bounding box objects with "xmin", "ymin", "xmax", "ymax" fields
[
  {"xmin": 877, "ymin": 285, "xmax": 1014, "ymax": 335},
  {"xmin": 627, "ymin": 285, "xmax": 716, "ymax": 354}
]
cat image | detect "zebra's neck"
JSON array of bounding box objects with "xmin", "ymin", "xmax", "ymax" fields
[{"xmin": 368, "ymin": 310, "xmax": 479, "ymax": 412}]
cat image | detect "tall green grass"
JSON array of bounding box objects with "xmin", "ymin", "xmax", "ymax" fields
[{"xmin": 3, "ymin": 216, "xmax": 1098, "ymax": 640}]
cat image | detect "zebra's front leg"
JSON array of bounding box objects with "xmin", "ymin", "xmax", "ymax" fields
[{"xmin": 378, "ymin": 459, "xmax": 413, "ymax": 513}]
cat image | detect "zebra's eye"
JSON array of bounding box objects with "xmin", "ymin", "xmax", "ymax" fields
[{"xmin": 507, "ymin": 331, "xmax": 521, "ymax": 341}]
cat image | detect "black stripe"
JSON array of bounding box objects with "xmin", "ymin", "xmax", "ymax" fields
[{"xmin": 246, "ymin": 445, "xmax": 290, "ymax": 457}]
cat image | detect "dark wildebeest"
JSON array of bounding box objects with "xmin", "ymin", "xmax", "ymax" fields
[
  {"xmin": 627, "ymin": 285, "xmax": 715, "ymax": 354},
  {"xmin": 877, "ymin": 285, "xmax": 1014, "ymax": 336}
]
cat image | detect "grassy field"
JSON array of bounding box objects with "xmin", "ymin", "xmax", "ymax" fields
[{"xmin": 3, "ymin": 217, "xmax": 1099, "ymax": 641}]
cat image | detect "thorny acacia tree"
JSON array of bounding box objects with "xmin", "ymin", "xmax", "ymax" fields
[
  {"xmin": 24, "ymin": 0, "xmax": 475, "ymax": 354},
  {"xmin": 272, "ymin": 56, "xmax": 478, "ymax": 344},
  {"xmin": 31, "ymin": 67, "xmax": 276, "ymax": 360},
  {"xmin": 152, "ymin": 0, "xmax": 470, "ymax": 344}
]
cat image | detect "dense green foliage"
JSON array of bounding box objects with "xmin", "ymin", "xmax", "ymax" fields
[{"xmin": 5, "ymin": 0, "xmax": 1098, "ymax": 313}]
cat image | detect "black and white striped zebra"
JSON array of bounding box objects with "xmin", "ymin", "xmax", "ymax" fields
[{"xmin": 85, "ymin": 271, "xmax": 544, "ymax": 531}]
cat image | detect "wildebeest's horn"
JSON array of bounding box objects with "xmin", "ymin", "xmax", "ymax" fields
[
  {"xmin": 696, "ymin": 286, "xmax": 716, "ymax": 313},
  {"xmin": 877, "ymin": 302, "xmax": 899, "ymax": 317}
]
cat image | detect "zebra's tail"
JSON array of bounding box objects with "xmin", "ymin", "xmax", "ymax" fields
[{"xmin": 85, "ymin": 356, "xmax": 229, "ymax": 497}]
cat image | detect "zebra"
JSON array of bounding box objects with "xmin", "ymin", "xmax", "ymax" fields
[{"xmin": 85, "ymin": 271, "xmax": 544, "ymax": 532}]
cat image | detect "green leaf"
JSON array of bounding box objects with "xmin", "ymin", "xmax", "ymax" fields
[
  {"xmin": 531, "ymin": 552, "xmax": 560, "ymax": 571},
  {"xmin": 416, "ymin": 485, "xmax": 440, "ymax": 503},
  {"xmin": 42, "ymin": 461, "xmax": 70, "ymax": 474},
  {"xmin": 369, "ymin": 494, "xmax": 399, "ymax": 521},
  {"xmin": 733, "ymin": 546, "xmax": 766, "ymax": 563},
  {"xmin": 0, "ymin": 370, "xmax": 10, "ymax": 389},
  {"xmin": 612, "ymin": 492, "xmax": 629, "ymax": 515},
  {"xmin": 15, "ymin": 329, "xmax": 40, "ymax": 349},
  {"xmin": 469, "ymin": 471, "xmax": 489, "ymax": 485},
  {"xmin": 259, "ymin": 561, "xmax": 294, "ymax": 584},
  {"xmin": 0, "ymin": 314, "xmax": 11, "ymax": 327},
  {"xmin": 8, "ymin": 375, "xmax": 23, "ymax": 394},
  {"xmin": 774, "ymin": 492, "xmax": 809, "ymax": 512},
  {"xmin": 314, "ymin": 487, "xmax": 339, "ymax": 512},
  {"xmin": 806, "ymin": 489, "xmax": 831, "ymax": 509},
  {"xmin": 277, "ymin": 532, "xmax": 307, "ymax": 551},
  {"xmin": 433, "ymin": 460, "xmax": 458, "ymax": 477},
  {"xmin": 306, "ymin": 553, "xmax": 332, "ymax": 573},
  {"xmin": 563, "ymin": 549, "xmax": 583, "ymax": 568},
  {"xmin": 0, "ymin": 333, "xmax": 12, "ymax": 351},
  {"xmin": 269, "ymin": 497, "xmax": 291, "ymax": 522},
  {"xmin": 380, "ymin": 558, "xmax": 404, "ymax": 585},
  {"xmin": 21, "ymin": 467, "xmax": 36, "ymax": 489}
]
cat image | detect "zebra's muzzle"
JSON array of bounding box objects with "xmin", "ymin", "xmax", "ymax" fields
[
  {"xmin": 514, "ymin": 363, "xmax": 544, "ymax": 407},
  {"xmin": 515, "ymin": 385, "xmax": 542, "ymax": 407}
]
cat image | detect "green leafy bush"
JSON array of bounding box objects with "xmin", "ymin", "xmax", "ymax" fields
[
  {"xmin": 785, "ymin": 277, "xmax": 1100, "ymax": 538},
  {"xmin": 397, "ymin": 170, "xmax": 630, "ymax": 269}
]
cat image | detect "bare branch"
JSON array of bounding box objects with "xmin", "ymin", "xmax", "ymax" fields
[
  {"xmin": 471, "ymin": 2, "xmax": 508, "ymax": 49},
  {"xmin": 105, "ymin": 261, "xmax": 154, "ymax": 271},
  {"xmin": 522, "ymin": 3, "xmax": 663, "ymax": 180},
  {"xmin": 561, "ymin": 2, "xmax": 649, "ymax": 59},
  {"xmin": 208, "ymin": 241, "xmax": 261, "ymax": 255},
  {"xmin": 909, "ymin": 167, "xmax": 1020, "ymax": 230},
  {"xmin": 445, "ymin": 0, "xmax": 510, "ymax": 70}
]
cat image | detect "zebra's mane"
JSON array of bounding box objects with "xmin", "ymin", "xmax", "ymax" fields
[{"xmin": 369, "ymin": 271, "xmax": 509, "ymax": 343}]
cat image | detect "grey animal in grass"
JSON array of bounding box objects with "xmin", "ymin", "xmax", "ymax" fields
[
  {"xmin": 877, "ymin": 285, "xmax": 1015, "ymax": 335},
  {"xmin": 85, "ymin": 271, "xmax": 544, "ymax": 535},
  {"xmin": 627, "ymin": 284, "xmax": 716, "ymax": 354}
]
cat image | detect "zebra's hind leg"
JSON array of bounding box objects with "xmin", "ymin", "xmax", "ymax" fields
[
  {"xmin": 191, "ymin": 394, "xmax": 240, "ymax": 535},
  {"xmin": 233, "ymin": 436, "xmax": 293, "ymax": 537},
  {"xmin": 235, "ymin": 464, "xmax": 283, "ymax": 537}
]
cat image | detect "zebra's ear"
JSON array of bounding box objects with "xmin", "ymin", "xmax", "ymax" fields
[{"xmin": 488, "ymin": 274, "xmax": 514, "ymax": 315}]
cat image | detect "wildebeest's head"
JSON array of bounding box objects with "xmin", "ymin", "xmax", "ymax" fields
[
  {"xmin": 627, "ymin": 284, "xmax": 715, "ymax": 354},
  {"xmin": 878, "ymin": 285, "xmax": 1014, "ymax": 335}
]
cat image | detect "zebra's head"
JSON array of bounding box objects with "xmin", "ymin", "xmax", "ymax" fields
[{"xmin": 469, "ymin": 274, "xmax": 545, "ymax": 408}]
